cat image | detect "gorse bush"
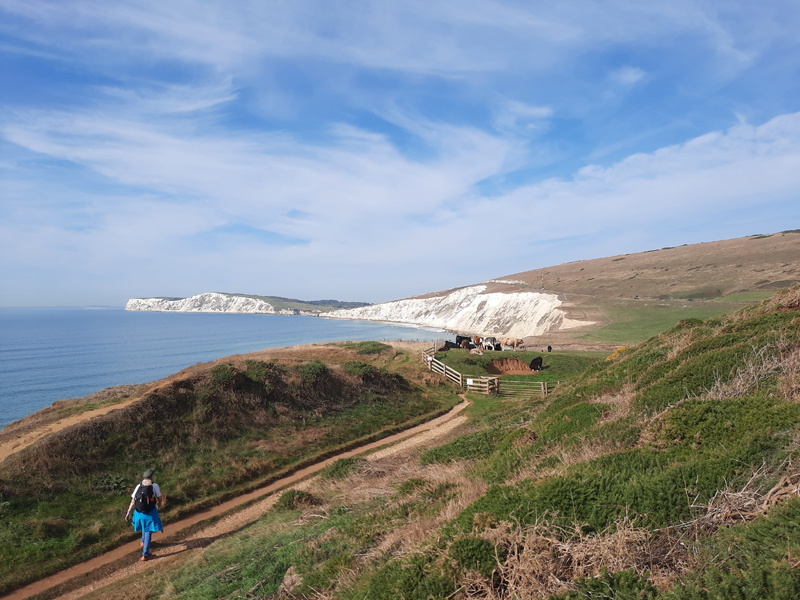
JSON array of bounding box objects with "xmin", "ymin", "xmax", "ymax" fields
[
  {"xmin": 275, "ymin": 489, "xmax": 320, "ymax": 511},
  {"xmin": 211, "ymin": 363, "xmax": 235, "ymax": 387},
  {"xmin": 553, "ymin": 568, "xmax": 658, "ymax": 599},
  {"xmin": 343, "ymin": 341, "xmax": 392, "ymax": 355},
  {"xmin": 450, "ymin": 536, "xmax": 504, "ymax": 579},
  {"xmin": 296, "ymin": 360, "xmax": 329, "ymax": 384},
  {"xmin": 343, "ymin": 361, "xmax": 378, "ymax": 378}
]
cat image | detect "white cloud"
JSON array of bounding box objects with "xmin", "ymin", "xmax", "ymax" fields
[
  {"xmin": 492, "ymin": 100, "xmax": 554, "ymax": 133},
  {"xmin": 610, "ymin": 66, "xmax": 646, "ymax": 86}
]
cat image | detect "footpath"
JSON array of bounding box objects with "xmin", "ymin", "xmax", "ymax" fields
[{"xmin": 3, "ymin": 399, "xmax": 470, "ymax": 600}]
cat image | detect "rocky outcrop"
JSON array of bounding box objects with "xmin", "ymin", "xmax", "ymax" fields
[
  {"xmin": 323, "ymin": 285, "xmax": 568, "ymax": 338},
  {"xmin": 125, "ymin": 293, "xmax": 304, "ymax": 315}
]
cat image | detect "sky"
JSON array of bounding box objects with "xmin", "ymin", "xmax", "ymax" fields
[{"xmin": 1, "ymin": 1, "xmax": 800, "ymax": 307}]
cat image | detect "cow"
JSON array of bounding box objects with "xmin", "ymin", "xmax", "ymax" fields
[
  {"xmin": 547, "ymin": 345, "xmax": 552, "ymax": 353},
  {"xmin": 456, "ymin": 335, "xmax": 472, "ymax": 347},
  {"xmin": 473, "ymin": 335, "xmax": 481, "ymax": 347},
  {"xmin": 470, "ymin": 348, "xmax": 484, "ymax": 355},
  {"xmin": 461, "ymin": 339, "xmax": 471, "ymax": 350},
  {"xmin": 529, "ymin": 356, "xmax": 543, "ymax": 371},
  {"xmin": 482, "ymin": 336, "xmax": 498, "ymax": 351},
  {"xmin": 500, "ymin": 337, "xmax": 524, "ymax": 350},
  {"xmin": 440, "ymin": 341, "xmax": 460, "ymax": 350}
]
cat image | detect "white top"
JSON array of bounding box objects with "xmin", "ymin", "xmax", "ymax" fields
[{"xmin": 131, "ymin": 482, "xmax": 162, "ymax": 499}]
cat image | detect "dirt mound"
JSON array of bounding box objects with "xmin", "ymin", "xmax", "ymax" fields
[{"xmin": 486, "ymin": 358, "xmax": 532, "ymax": 375}]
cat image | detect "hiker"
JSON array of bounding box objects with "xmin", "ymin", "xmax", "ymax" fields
[{"xmin": 125, "ymin": 468, "xmax": 164, "ymax": 561}]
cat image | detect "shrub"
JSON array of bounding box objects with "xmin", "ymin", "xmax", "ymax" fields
[
  {"xmin": 211, "ymin": 363, "xmax": 235, "ymax": 387},
  {"xmin": 274, "ymin": 489, "xmax": 320, "ymax": 511},
  {"xmin": 343, "ymin": 341, "xmax": 392, "ymax": 355},
  {"xmin": 343, "ymin": 361, "xmax": 377, "ymax": 378},
  {"xmin": 553, "ymin": 568, "xmax": 658, "ymax": 599},
  {"xmin": 296, "ymin": 360, "xmax": 329, "ymax": 384},
  {"xmin": 362, "ymin": 553, "xmax": 455, "ymax": 600},
  {"xmin": 450, "ymin": 536, "xmax": 504, "ymax": 579}
]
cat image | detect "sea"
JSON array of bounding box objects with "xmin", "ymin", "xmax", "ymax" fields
[{"xmin": 0, "ymin": 308, "xmax": 446, "ymax": 429}]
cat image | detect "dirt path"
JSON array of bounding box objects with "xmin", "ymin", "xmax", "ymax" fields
[{"xmin": 3, "ymin": 398, "xmax": 469, "ymax": 600}]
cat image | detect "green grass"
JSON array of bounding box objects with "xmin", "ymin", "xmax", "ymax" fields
[
  {"xmin": 581, "ymin": 300, "xmax": 739, "ymax": 344},
  {"xmin": 434, "ymin": 349, "xmax": 606, "ymax": 382}
]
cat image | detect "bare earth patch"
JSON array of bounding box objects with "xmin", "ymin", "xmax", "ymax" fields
[{"xmin": 485, "ymin": 358, "xmax": 533, "ymax": 375}]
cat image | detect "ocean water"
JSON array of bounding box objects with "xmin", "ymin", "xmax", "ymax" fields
[{"xmin": 0, "ymin": 308, "xmax": 445, "ymax": 428}]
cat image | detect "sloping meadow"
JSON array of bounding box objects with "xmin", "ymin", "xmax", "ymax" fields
[
  {"xmin": 301, "ymin": 287, "xmax": 798, "ymax": 599},
  {"xmin": 357, "ymin": 285, "xmax": 800, "ymax": 599},
  {"xmin": 0, "ymin": 343, "xmax": 459, "ymax": 594}
]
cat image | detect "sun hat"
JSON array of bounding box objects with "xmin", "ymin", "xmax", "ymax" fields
[{"xmin": 142, "ymin": 468, "xmax": 156, "ymax": 479}]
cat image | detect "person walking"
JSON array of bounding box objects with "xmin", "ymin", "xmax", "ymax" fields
[{"xmin": 125, "ymin": 468, "xmax": 164, "ymax": 561}]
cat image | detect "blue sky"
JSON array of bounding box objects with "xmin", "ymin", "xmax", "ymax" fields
[{"xmin": 2, "ymin": 1, "xmax": 799, "ymax": 307}]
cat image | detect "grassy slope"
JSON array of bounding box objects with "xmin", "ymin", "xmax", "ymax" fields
[
  {"xmin": 0, "ymin": 342, "xmax": 459, "ymax": 594},
  {"xmin": 101, "ymin": 286, "xmax": 800, "ymax": 600},
  {"xmin": 579, "ymin": 299, "xmax": 738, "ymax": 344},
  {"xmin": 494, "ymin": 231, "xmax": 800, "ymax": 346}
]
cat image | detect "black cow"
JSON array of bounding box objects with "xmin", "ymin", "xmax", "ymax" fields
[
  {"xmin": 456, "ymin": 335, "xmax": 472, "ymax": 347},
  {"xmin": 440, "ymin": 341, "xmax": 460, "ymax": 350},
  {"xmin": 547, "ymin": 345, "xmax": 552, "ymax": 353},
  {"xmin": 529, "ymin": 356, "xmax": 543, "ymax": 371}
]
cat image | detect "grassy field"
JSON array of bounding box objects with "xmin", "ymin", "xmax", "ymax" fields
[
  {"xmin": 578, "ymin": 299, "xmax": 740, "ymax": 344},
  {"xmin": 79, "ymin": 286, "xmax": 800, "ymax": 600}
]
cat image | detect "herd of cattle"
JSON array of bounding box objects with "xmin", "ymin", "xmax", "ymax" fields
[
  {"xmin": 438, "ymin": 335, "xmax": 548, "ymax": 371},
  {"xmin": 440, "ymin": 335, "xmax": 526, "ymax": 352}
]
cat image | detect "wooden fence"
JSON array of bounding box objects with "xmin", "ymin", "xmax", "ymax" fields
[
  {"xmin": 421, "ymin": 348, "xmax": 557, "ymax": 398},
  {"xmin": 496, "ymin": 379, "xmax": 561, "ymax": 398}
]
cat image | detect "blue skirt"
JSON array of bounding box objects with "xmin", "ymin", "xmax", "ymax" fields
[{"xmin": 132, "ymin": 509, "xmax": 164, "ymax": 533}]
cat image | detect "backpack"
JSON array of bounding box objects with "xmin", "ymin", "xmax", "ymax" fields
[{"xmin": 134, "ymin": 484, "xmax": 157, "ymax": 513}]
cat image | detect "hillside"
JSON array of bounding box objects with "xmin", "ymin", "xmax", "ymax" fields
[
  {"xmin": 54, "ymin": 284, "xmax": 800, "ymax": 599},
  {"xmin": 326, "ymin": 230, "xmax": 800, "ymax": 344},
  {"xmin": 0, "ymin": 342, "xmax": 459, "ymax": 594}
]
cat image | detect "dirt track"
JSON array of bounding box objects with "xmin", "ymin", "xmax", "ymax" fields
[{"xmin": 3, "ymin": 398, "xmax": 469, "ymax": 600}]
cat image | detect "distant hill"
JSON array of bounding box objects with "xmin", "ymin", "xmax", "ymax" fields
[
  {"xmin": 125, "ymin": 292, "xmax": 370, "ymax": 314},
  {"xmin": 325, "ymin": 231, "xmax": 800, "ymax": 345}
]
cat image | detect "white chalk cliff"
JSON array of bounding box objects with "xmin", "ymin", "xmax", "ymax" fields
[
  {"xmin": 125, "ymin": 293, "xmax": 302, "ymax": 315},
  {"xmin": 323, "ymin": 285, "xmax": 568, "ymax": 338}
]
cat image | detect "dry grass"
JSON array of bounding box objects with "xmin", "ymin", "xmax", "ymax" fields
[
  {"xmin": 764, "ymin": 284, "xmax": 800, "ymax": 313},
  {"xmin": 591, "ymin": 384, "xmax": 635, "ymax": 424},
  {"xmin": 296, "ymin": 456, "xmax": 488, "ymax": 595},
  {"xmin": 460, "ymin": 514, "xmax": 682, "ymax": 599},
  {"xmin": 666, "ymin": 332, "xmax": 696, "ymax": 361},
  {"xmin": 459, "ymin": 463, "xmax": 800, "ymax": 599},
  {"xmin": 778, "ymin": 347, "xmax": 800, "ymax": 401},
  {"xmin": 705, "ymin": 337, "xmax": 800, "ymax": 401}
]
